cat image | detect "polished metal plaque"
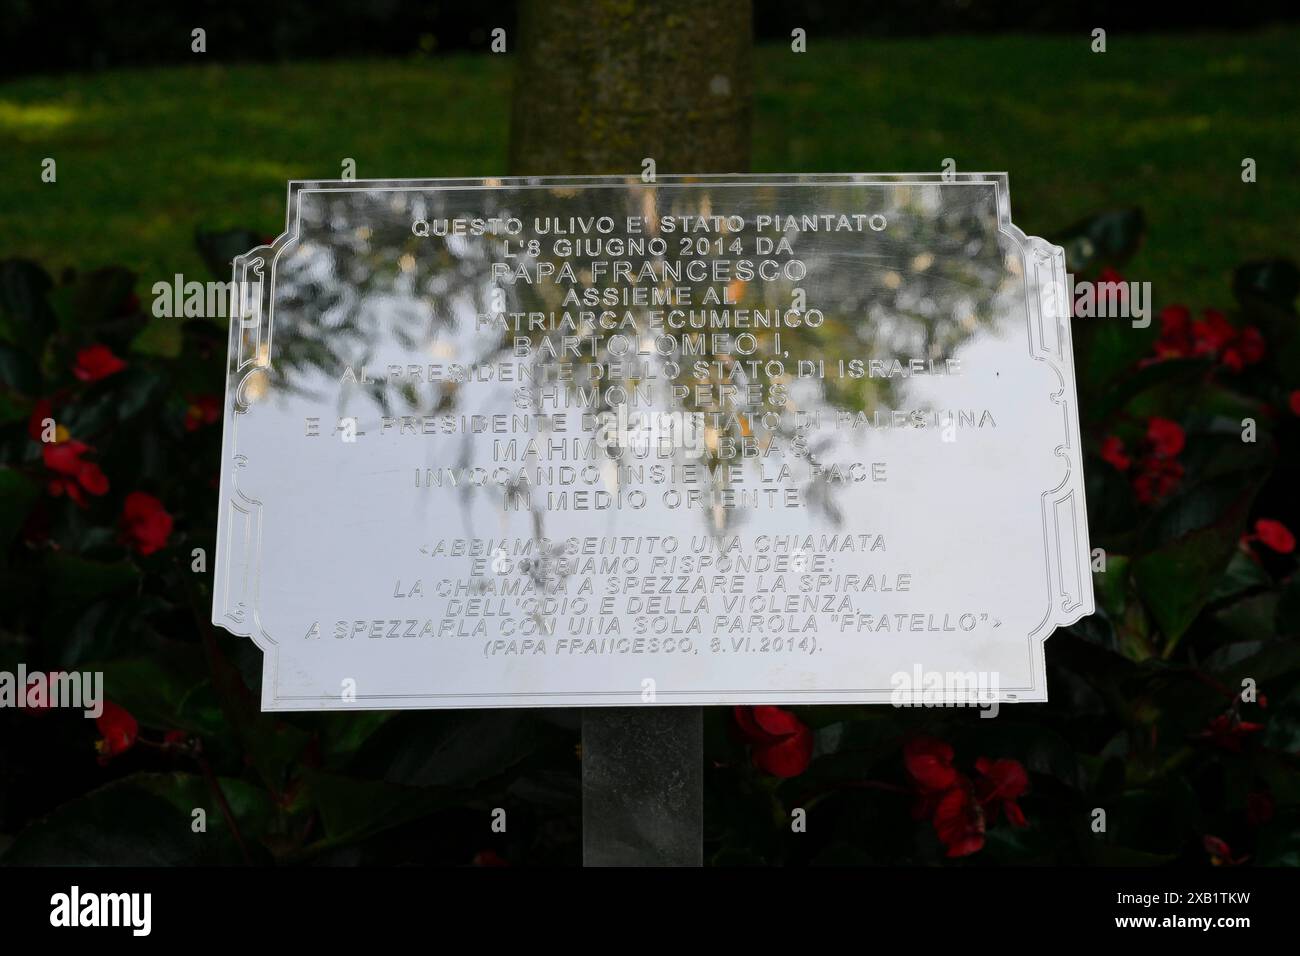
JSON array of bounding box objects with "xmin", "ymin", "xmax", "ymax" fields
[{"xmin": 212, "ymin": 174, "xmax": 1093, "ymax": 710}]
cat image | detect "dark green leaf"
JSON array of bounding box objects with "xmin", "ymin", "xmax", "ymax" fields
[
  {"xmin": 305, "ymin": 770, "xmax": 448, "ymax": 846},
  {"xmin": 1233, "ymin": 258, "xmax": 1298, "ymax": 314},
  {"xmin": 1209, "ymin": 550, "xmax": 1273, "ymax": 603},
  {"xmin": 0, "ymin": 259, "xmax": 55, "ymax": 353},
  {"xmin": 195, "ymin": 228, "xmax": 264, "ymax": 281},
  {"xmin": 43, "ymin": 552, "xmax": 141, "ymax": 604},
  {"xmin": 0, "ymin": 468, "xmax": 39, "ymax": 551},
  {"xmin": 1052, "ymin": 207, "xmax": 1146, "ymax": 275},
  {"xmin": 355, "ymin": 711, "xmax": 547, "ymax": 789},
  {"xmin": 50, "ymin": 266, "xmax": 137, "ymax": 332},
  {"xmin": 1133, "ymin": 490, "xmax": 1254, "ymax": 646},
  {"xmin": 0, "ymin": 774, "xmax": 253, "ymax": 865}
]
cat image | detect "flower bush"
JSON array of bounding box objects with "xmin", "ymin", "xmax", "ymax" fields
[
  {"xmin": 0, "ymin": 213, "xmax": 1297, "ymax": 866},
  {"xmin": 711, "ymin": 211, "xmax": 1300, "ymax": 866}
]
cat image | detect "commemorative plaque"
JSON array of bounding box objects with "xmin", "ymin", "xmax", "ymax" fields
[{"xmin": 212, "ymin": 174, "xmax": 1093, "ymax": 710}]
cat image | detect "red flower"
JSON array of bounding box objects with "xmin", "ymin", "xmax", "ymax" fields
[
  {"xmin": 47, "ymin": 478, "xmax": 82, "ymax": 507},
  {"xmin": 1290, "ymin": 391, "xmax": 1300, "ymax": 416},
  {"xmin": 1150, "ymin": 306, "xmax": 1265, "ymax": 373},
  {"xmin": 1146, "ymin": 418, "xmax": 1185, "ymax": 457},
  {"xmin": 95, "ymin": 701, "xmax": 138, "ymax": 761},
  {"xmin": 28, "ymin": 398, "xmax": 54, "ymax": 442},
  {"xmin": 73, "ymin": 344, "xmax": 126, "ymax": 383},
  {"xmin": 1203, "ymin": 835, "xmax": 1248, "ymax": 866},
  {"xmin": 1151, "ymin": 304, "xmax": 1195, "ymax": 362},
  {"xmin": 904, "ymin": 736, "xmax": 958, "ymax": 792},
  {"xmin": 1099, "ymin": 436, "xmax": 1131, "ymax": 471},
  {"xmin": 183, "ymin": 392, "xmax": 220, "ymax": 429},
  {"xmin": 932, "ymin": 784, "xmax": 986, "ymax": 858},
  {"xmin": 1123, "ymin": 418, "xmax": 1186, "ymax": 506},
  {"xmin": 975, "ymin": 757, "xmax": 1029, "ymax": 827},
  {"xmin": 41, "ymin": 439, "xmax": 109, "ymax": 507},
  {"xmin": 733, "ymin": 706, "xmax": 813, "ymax": 778},
  {"xmin": 1198, "ymin": 713, "xmax": 1264, "ymax": 752},
  {"xmin": 184, "ymin": 395, "xmax": 221, "ymax": 431},
  {"xmin": 1193, "ymin": 309, "xmax": 1236, "ymax": 356},
  {"xmin": 903, "ymin": 738, "xmax": 1029, "ymax": 859},
  {"xmin": 43, "ymin": 439, "xmax": 90, "ymax": 476},
  {"xmin": 1249, "ymin": 519, "xmax": 1296, "ymax": 555},
  {"xmin": 121, "ymin": 492, "xmax": 173, "ymax": 556},
  {"xmin": 1230, "ymin": 327, "xmax": 1266, "ymax": 367},
  {"xmin": 1159, "ymin": 305, "xmax": 1191, "ymax": 338},
  {"xmin": 1133, "ymin": 456, "xmax": 1183, "ymax": 506},
  {"xmin": 78, "ymin": 462, "xmax": 109, "ymax": 496}
]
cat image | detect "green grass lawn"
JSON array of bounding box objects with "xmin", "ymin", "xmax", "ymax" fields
[{"xmin": 2, "ymin": 29, "xmax": 1296, "ymax": 305}]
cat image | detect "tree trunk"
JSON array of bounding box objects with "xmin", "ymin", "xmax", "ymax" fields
[
  {"xmin": 509, "ymin": 0, "xmax": 752, "ymax": 176},
  {"xmin": 507, "ymin": 0, "xmax": 753, "ymax": 865}
]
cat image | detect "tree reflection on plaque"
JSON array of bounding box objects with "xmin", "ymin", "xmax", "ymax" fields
[{"xmin": 214, "ymin": 174, "xmax": 1092, "ymax": 710}]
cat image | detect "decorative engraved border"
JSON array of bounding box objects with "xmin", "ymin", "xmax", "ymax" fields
[{"xmin": 211, "ymin": 174, "xmax": 1094, "ymax": 710}]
